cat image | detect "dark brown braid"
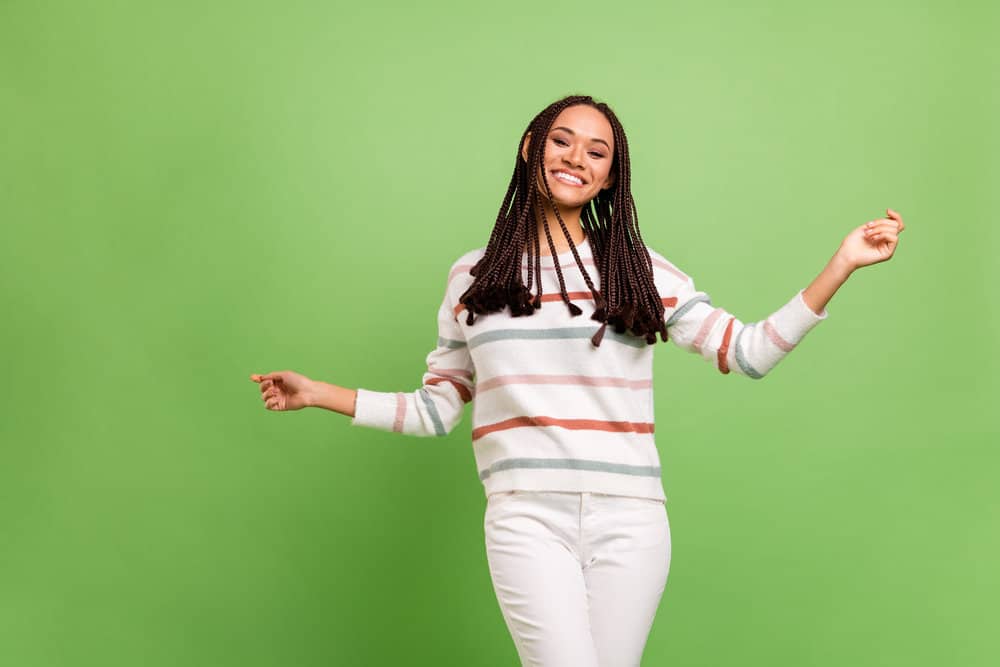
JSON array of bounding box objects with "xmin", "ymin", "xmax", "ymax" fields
[{"xmin": 459, "ymin": 94, "xmax": 670, "ymax": 347}]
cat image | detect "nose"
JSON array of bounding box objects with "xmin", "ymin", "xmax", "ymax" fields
[{"xmin": 562, "ymin": 143, "xmax": 585, "ymax": 169}]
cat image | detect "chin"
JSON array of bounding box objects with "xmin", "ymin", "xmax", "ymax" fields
[{"xmin": 542, "ymin": 186, "xmax": 590, "ymax": 208}]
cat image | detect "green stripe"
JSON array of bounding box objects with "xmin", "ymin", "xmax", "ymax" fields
[
  {"xmin": 666, "ymin": 294, "xmax": 712, "ymax": 327},
  {"xmin": 418, "ymin": 388, "xmax": 447, "ymax": 436},
  {"xmin": 467, "ymin": 326, "xmax": 646, "ymax": 350},
  {"xmin": 437, "ymin": 336, "xmax": 467, "ymax": 349},
  {"xmin": 479, "ymin": 457, "xmax": 661, "ymax": 480},
  {"xmin": 733, "ymin": 324, "xmax": 763, "ymax": 379}
]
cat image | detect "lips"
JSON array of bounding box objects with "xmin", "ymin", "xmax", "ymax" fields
[{"xmin": 551, "ymin": 169, "xmax": 585, "ymax": 187}]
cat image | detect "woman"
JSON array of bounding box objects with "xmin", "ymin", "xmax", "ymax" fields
[{"xmin": 251, "ymin": 94, "xmax": 905, "ymax": 666}]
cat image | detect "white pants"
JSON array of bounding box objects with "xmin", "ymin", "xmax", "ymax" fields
[{"xmin": 484, "ymin": 490, "xmax": 671, "ymax": 666}]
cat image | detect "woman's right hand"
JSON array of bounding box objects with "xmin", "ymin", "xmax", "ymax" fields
[{"xmin": 250, "ymin": 370, "xmax": 316, "ymax": 411}]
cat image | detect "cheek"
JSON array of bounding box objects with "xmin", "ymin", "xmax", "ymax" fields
[{"xmin": 593, "ymin": 165, "xmax": 613, "ymax": 188}]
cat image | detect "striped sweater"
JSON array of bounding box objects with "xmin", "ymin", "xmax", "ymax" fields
[{"xmin": 350, "ymin": 235, "xmax": 828, "ymax": 501}]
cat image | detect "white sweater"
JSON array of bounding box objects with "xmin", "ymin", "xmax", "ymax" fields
[{"xmin": 351, "ymin": 235, "xmax": 828, "ymax": 501}]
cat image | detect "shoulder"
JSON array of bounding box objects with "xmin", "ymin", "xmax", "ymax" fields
[
  {"xmin": 443, "ymin": 246, "xmax": 486, "ymax": 297},
  {"xmin": 644, "ymin": 244, "xmax": 693, "ymax": 292},
  {"xmin": 451, "ymin": 246, "xmax": 486, "ymax": 270},
  {"xmin": 447, "ymin": 246, "xmax": 486, "ymax": 280}
]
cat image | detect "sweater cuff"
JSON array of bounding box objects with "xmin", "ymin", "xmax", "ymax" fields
[
  {"xmin": 795, "ymin": 288, "xmax": 829, "ymax": 320},
  {"xmin": 767, "ymin": 289, "xmax": 829, "ymax": 347},
  {"xmin": 350, "ymin": 388, "xmax": 400, "ymax": 431}
]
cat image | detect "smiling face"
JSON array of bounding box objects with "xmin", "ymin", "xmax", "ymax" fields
[{"xmin": 521, "ymin": 104, "xmax": 617, "ymax": 210}]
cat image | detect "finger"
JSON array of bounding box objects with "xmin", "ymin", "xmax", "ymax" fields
[
  {"xmin": 868, "ymin": 231, "xmax": 899, "ymax": 245},
  {"xmin": 260, "ymin": 380, "xmax": 272, "ymax": 392},
  {"xmin": 886, "ymin": 208, "xmax": 905, "ymax": 231},
  {"xmin": 864, "ymin": 221, "xmax": 900, "ymax": 237},
  {"xmin": 864, "ymin": 221, "xmax": 897, "ymax": 233}
]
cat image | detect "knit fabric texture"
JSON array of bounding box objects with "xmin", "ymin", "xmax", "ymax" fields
[{"xmin": 351, "ymin": 235, "xmax": 828, "ymax": 500}]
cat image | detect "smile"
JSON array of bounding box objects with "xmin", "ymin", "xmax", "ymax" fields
[{"xmin": 552, "ymin": 170, "xmax": 585, "ymax": 187}]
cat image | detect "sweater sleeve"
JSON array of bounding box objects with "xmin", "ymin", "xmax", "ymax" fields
[
  {"xmin": 663, "ymin": 271, "xmax": 829, "ymax": 379},
  {"xmin": 349, "ymin": 272, "xmax": 476, "ymax": 436}
]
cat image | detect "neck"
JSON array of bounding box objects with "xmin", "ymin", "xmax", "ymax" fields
[{"xmin": 533, "ymin": 198, "xmax": 585, "ymax": 256}]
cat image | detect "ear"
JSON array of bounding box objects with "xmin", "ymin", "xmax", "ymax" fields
[{"xmin": 521, "ymin": 132, "xmax": 532, "ymax": 163}]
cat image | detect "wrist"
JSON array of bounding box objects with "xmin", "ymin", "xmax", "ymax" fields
[
  {"xmin": 306, "ymin": 380, "xmax": 356, "ymax": 417},
  {"xmin": 828, "ymin": 252, "xmax": 855, "ymax": 282},
  {"xmin": 305, "ymin": 380, "xmax": 332, "ymax": 409}
]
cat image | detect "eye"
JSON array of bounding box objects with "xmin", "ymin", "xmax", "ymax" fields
[
  {"xmin": 588, "ymin": 151, "xmax": 606, "ymax": 159},
  {"xmin": 551, "ymin": 137, "xmax": 569, "ymax": 147}
]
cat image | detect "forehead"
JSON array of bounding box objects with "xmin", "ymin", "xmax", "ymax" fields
[{"xmin": 551, "ymin": 105, "xmax": 614, "ymax": 149}]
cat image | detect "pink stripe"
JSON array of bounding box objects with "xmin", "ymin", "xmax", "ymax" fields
[
  {"xmin": 453, "ymin": 255, "xmax": 686, "ymax": 284},
  {"xmin": 449, "ymin": 259, "xmax": 598, "ymax": 290},
  {"xmin": 393, "ymin": 393, "xmax": 406, "ymax": 432},
  {"xmin": 763, "ymin": 318, "xmax": 795, "ymax": 352},
  {"xmin": 692, "ymin": 308, "xmax": 724, "ymax": 353},
  {"xmin": 651, "ymin": 257, "xmax": 688, "ymax": 281},
  {"xmin": 429, "ymin": 367, "xmax": 474, "ymax": 380},
  {"xmin": 477, "ymin": 374, "xmax": 653, "ymax": 393},
  {"xmin": 520, "ymin": 256, "xmax": 598, "ymax": 272},
  {"xmin": 453, "ymin": 291, "xmax": 597, "ymax": 316},
  {"xmin": 449, "ymin": 263, "xmax": 475, "ymax": 284}
]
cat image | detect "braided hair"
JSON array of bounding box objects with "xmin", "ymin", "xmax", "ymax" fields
[{"xmin": 458, "ymin": 94, "xmax": 669, "ymax": 348}]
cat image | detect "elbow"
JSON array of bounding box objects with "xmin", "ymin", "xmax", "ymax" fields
[
  {"xmin": 730, "ymin": 337, "xmax": 770, "ymax": 379},
  {"xmin": 726, "ymin": 358, "xmax": 768, "ymax": 379}
]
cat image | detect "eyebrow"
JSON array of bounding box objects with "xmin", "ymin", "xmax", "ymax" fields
[{"xmin": 551, "ymin": 126, "xmax": 611, "ymax": 150}]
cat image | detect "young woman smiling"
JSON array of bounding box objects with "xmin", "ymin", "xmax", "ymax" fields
[{"xmin": 251, "ymin": 94, "xmax": 905, "ymax": 666}]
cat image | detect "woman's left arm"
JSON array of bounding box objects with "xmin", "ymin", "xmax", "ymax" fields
[{"xmin": 801, "ymin": 208, "xmax": 907, "ymax": 315}]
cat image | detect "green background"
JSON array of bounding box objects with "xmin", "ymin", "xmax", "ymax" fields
[{"xmin": 2, "ymin": 0, "xmax": 997, "ymax": 665}]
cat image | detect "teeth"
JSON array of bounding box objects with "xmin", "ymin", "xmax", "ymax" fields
[{"xmin": 554, "ymin": 171, "xmax": 583, "ymax": 185}]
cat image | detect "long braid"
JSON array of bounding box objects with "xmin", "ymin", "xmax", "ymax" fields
[
  {"xmin": 532, "ymin": 214, "xmax": 543, "ymax": 309},
  {"xmin": 460, "ymin": 94, "xmax": 667, "ymax": 348},
  {"xmin": 537, "ymin": 162, "xmax": 607, "ymax": 319},
  {"xmin": 536, "ymin": 191, "xmax": 581, "ymax": 316}
]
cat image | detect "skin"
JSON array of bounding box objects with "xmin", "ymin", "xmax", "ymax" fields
[{"xmin": 250, "ymin": 111, "xmax": 907, "ymax": 415}]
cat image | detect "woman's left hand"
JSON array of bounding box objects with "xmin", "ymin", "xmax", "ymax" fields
[{"xmin": 835, "ymin": 208, "xmax": 906, "ymax": 271}]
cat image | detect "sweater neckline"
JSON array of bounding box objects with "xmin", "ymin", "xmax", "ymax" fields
[{"xmin": 524, "ymin": 234, "xmax": 592, "ymax": 263}]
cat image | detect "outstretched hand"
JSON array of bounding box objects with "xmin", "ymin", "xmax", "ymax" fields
[
  {"xmin": 836, "ymin": 208, "xmax": 906, "ymax": 271},
  {"xmin": 250, "ymin": 371, "xmax": 316, "ymax": 411}
]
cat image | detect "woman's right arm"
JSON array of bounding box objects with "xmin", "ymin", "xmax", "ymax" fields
[
  {"xmin": 253, "ymin": 260, "xmax": 476, "ymax": 435},
  {"xmin": 308, "ymin": 382, "xmax": 359, "ymax": 417}
]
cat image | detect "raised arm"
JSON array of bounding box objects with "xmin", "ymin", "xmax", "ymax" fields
[
  {"xmin": 800, "ymin": 207, "xmax": 905, "ymax": 313},
  {"xmin": 651, "ymin": 208, "xmax": 905, "ymax": 378},
  {"xmin": 658, "ymin": 266, "xmax": 829, "ymax": 379}
]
